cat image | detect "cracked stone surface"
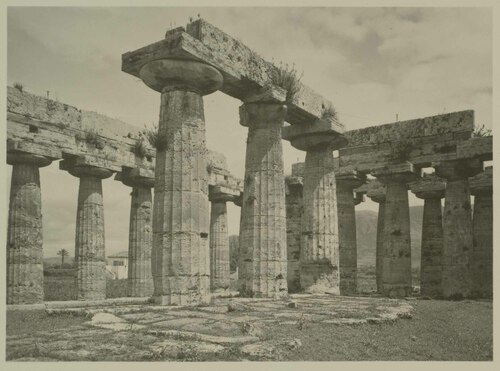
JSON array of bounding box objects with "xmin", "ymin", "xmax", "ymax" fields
[{"xmin": 7, "ymin": 295, "xmax": 413, "ymax": 361}]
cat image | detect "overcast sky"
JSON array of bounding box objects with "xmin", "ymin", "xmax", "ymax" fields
[{"xmin": 6, "ymin": 7, "xmax": 492, "ymax": 257}]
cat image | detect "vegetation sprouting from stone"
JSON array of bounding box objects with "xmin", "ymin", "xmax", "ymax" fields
[
  {"xmin": 390, "ymin": 140, "xmax": 414, "ymax": 161},
  {"xmin": 75, "ymin": 127, "xmax": 104, "ymax": 149},
  {"xmin": 133, "ymin": 138, "xmax": 148, "ymax": 158},
  {"xmin": 13, "ymin": 82, "xmax": 23, "ymax": 92},
  {"xmin": 321, "ymin": 103, "xmax": 338, "ymax": 122},
  {"xmin": 142, "ymin": 123, "xmax": 168, "ymax": 152},
  {"xmin": 270, "ymin": 62, "xmax": 303, "ymax": 103},
  {"xmin": 473, "ymin": 124, "xmax": 492, "ymax": 137}
]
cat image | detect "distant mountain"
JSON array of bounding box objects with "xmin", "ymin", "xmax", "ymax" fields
[{"xmin": 43, "ymin": 256, "xmax": 74, "ymax": 267}]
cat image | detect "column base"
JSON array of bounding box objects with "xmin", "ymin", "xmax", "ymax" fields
[
  {"xmin": 381, "ymin": 284, "xmax": 412, "ymax": 298},
  {"xmin": 300, "ymin": 260, "xmax": 340, "ymax": 295},
  {"xmin": 153, "ymin": 276, "xmax": 210, "ymax": 306}
]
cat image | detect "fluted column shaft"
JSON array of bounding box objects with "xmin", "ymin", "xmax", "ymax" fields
[
  {"xmin": 375, "ymin": 199, "xmax": 386, "ymax": 293},
  {"xmin": 239, "ymin": 103, "xmax": 288, "ymax": 298},
  {"xmin": 436, "ymin": 160, "xmax": 481, "ymax": 299},
  {"xmin": 470, "ymin": 167, "xmax": 492, "ymax": 299},
  {"xmin": 128, "ymin": 186, "xmax": 154, "ymax": 297},
  {"xmin": 152, "ymin": 90, "xmax": 210, "ymax": 305},
  {"xmin": 378, "ymin": 175, "xmax": 412, "ymax": 298},
  {"xmin": 285, "ymin": 177, "xmax": 303, "ymax": 293},
  {"xmin": 210, "ymin": 200, "xmax": 230, "ymax": 291},
  {"xmin": 300, "ymin": 146, "xmax": 339, "ymax": 294},
  {"xmin": 7, "ymin": 153, "xmax": 51, "ymax": 304},
  {"xmin": 420, "ymin": 196, "xmax": 444, "ymax": 298},
  {"xmin": 74, "ymin": 173, "xmax": 110, "ymax": 300},
  {"xmin": 337, "ymin": 178, "xmax": 362, "ymax": 295}
]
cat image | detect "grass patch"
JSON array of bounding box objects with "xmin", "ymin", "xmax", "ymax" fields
[
  {"xmin": 270, "ymin": 62, "xmax": 303, "ymax": 103},
  {"xmin": 142, "ymin": 124, "xmax": 168, "ymax": 151}
]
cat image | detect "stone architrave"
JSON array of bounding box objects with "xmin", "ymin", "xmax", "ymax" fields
[
  {"xmin": 282, "ymin": 119, "xmax": 347, "ymax": 295},
  {"xmin": 410, "ymin": 174, "xmax": 446, "ymax": 299},
  {"xmin": 7, "ymin": 152, "xmax": 51, "ymax": 304},
  {"xmin": 434, "ymin": 159, "xmax": 483, "ymax": 299},
  {"xmin": 373, "ymin": 162, "xmax": 418, "ymax": 298},
  {"xmin": 285, "ymin": 170, "xmax": 304, "ymax": 293},
  {"xmin": 209, "ymin": 185, "xmax": 239, "ymax": 292},
  {"xmin": 336, "ymin": 170, "xmax": 364, "ymax": 296},
  {"xmin": 116, "ymin": 168, "xmax": 155, "ymax": 298},
  {"xmin": 135, "ymin": 59, "xmax": 223, "ymax": 306},
  {"xmin": 469, "ymin": 166, "xmax": 492, "ymax": 299},
  {"xmin": 238, "ymin": 87, "xmax": 288, "ymax": 298}
]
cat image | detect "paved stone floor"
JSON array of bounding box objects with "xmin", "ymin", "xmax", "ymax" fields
[{"xmin": 7, "ymin": 294, "xmax": 414, "ymax": 361}]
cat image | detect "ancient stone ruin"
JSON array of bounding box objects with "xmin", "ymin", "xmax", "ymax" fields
[{"xmin": 6, "ymin": 19, "xmax": 493, "ymax": 309}]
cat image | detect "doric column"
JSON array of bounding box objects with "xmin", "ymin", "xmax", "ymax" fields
[
  {"xmin": 238, "ymin": 88, "xmax": 288, "ymax": 298},
  {"xmin": 137, "ymin": 59, "xmax": 222, "ymax": 306},
  {"xmin": 7, "ymin": 152, "xmax": 51, "ymax": 304},
  {"xmin": 469, "ymin": 166, "xmax": 492, "ymax": 299},
  {"xmin": 373, "ymin": 163, "xmax": 418, "ymax": 298},
  {"xmin": 61, "ymin": 159, "xmax": 113, "ymax": 300},
  {"xmin": 410, "ymin": 175, "xmax": 446, "ymax": 298},
  {"xmin": 285, "ymin": 166, "xmax": 304, "ymax": 293},
  {"xmin": 116, "ymin": 168, "xmax": 154, "ymax": 297},
  {"xmin": 364, "ymin": 181, "xmax": 387, "ymax": 293},
  {"xmin": 336, "ymin": 171, "xmax": 364, "ymax": 295},
  {"xmin": 209, "ymin": 185, "xmax": 239, "ymax": 292},
  {"xmin": 283, "ymin": 119, "xmax": 346, "ymax": 295},
  {"xmin": 435, "ymin": 159, "xmax": 482, "ymax": 299}
]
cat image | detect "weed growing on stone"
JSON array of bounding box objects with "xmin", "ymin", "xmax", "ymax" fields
[
  {"xmin": 321, "ymin": 103, "xmax": 338, "ymax": 122},
  {"xmin": 270, "ymin": 62, "xmax": 303, "ymax": 104},
  {"xmin": 133, "ymin": 138, "xmax": 148, "ymax": 158},
  {"xmin": 473, "ymin": 124, "xmax": 492, "ymax": 137},
  {"xmin": 13, "ymin": 82, "xmax": 24, "ymax": 92},
  {"xmin": 142, "ymin": 123, "xmax": 168, "ymax": 152}
]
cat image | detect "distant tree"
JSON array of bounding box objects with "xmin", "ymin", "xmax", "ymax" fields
[
  {"xmin": 57, "ymin": 249, "xmax": 69, "ymax": 267},
  {"xmin": 229, "ymin": 235, "xmax": 239, "ymax": 273}
]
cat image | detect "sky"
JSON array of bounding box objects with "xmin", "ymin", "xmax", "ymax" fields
[{"xmin": 5, "ymin": 6, "xmax": 493, "ymax": 257}]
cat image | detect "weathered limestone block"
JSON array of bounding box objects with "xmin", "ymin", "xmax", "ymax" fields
[
  {"xmin": 285, "ymin": 174, "xmax": 303, "ymax": 293},
  {"xmin": 469, "ymin": 166, "xmax": 492, "ymax": 299},
  {"xmin": 373, "ymin": 163, "xmax": 418, "ymax": 298},
  {"xmin": 410, "ymin": 175, "xmax": 446, "ymax": 298},
  {"xmin": 361, "ymin": 181, "xmax": 386, "ymax": 293},
  {"xmin": 435, "ymin": 159, "xmax": 483, "ymax": 299},
  {"xmin": 7, "ymin": 152, "xmax": 51, "ymax": 304},
  {"xmin": 239, "ymin": 101, "xmax": 288, "ymax": 298},
  {"xmin": 139, "ymin": 59, "xmax": 223, "ymax": 306},
  {"xmin": 62, "ymin": 161, "xmax": 113, "ymax": 301},
  {"xmin": 116, "ymin": 169, "xmax": 155, "ymax": 298},
  {"xmin": 209, "ymin": 186, "xmax": 239, "ymax": 292},
  {"xmin": 336, "ymin": 171, "xmax": 364, "ymax": 296}
]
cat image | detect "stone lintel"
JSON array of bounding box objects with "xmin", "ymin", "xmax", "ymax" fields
[
  {"xmin": 469, "ymin": 166, "xmax": 492, "ymax": 195},
  {"xmin": 243, "ymin": 85, "xmax": 286, "ymax": 104},
  {"xmin": 371, "ymin": 161, "xmax": 420, "ymax": 181},
  {"xmin": 115, "ymin": 167, "xmax": 155, "ymax": 188},
  {"xmin": 123, "ymin": 19, "xmax": 341, "ymax": 128},
  {"xmin": 433, "ymin": 158, "xmax": 483, "ymax": 180},
  {"xmin": 342, "ymin": 110, "xmax": 474, "ymax": 148},
  {"xmin": 8, "ymin": 139, "xmax": 62, "ymax": 160},
  {"xmin": 456, "ymin": 136, "xmax": 492, "ymax": 161},
  {"xmin": 282, "ymin": 119, "xmax": 347, "ymax": 151},
  {"xmin": 285, "ymin": 175, "xmax": 304, "ymax": 187},
  {"xmin": 409, "ymin": 174, "xmax": 446, "ymax": 199}
]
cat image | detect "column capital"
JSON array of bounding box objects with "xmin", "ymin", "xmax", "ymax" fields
[
  {"xmin": 239, "ymin": 101, "xmax": 287, "ymax": 128},
  {"xmin": 409, "ymin": 174, "xmax": 446, "ymax": 200},
  {"xmin": 60, "ymin": 158, "xmax": 114, "ymax": 179},
  {"xmin": 139, "ymin": 59, "xmax": 223, "ymax": 95},
  {"xmin": 7, "ymin": 151, "xmax": 52, "ymax": 168},
  {"xmin": 282, "ymin": 118, "xmax": 347, "ymax": 152},
  {"xmin": 336, "ymin": 170, "xmax": 366, "ymax": 190},
  {"xmin": 357, "ymin": 180, "xmax": 386, "ymax": 204},
  {"xmin": 433, "ymin": 158, "xmax": 483, "ymax": 180},
  {"xmin": 209, "ymin": 184, "xmax": 240, "ymax": 203},
  {"xmin": 115, "ymin": 168, "xmax": 154, "ymax": 188},
  {"xmin": 469, "ymin": 166, "xmax": 492, "ymax": 196}
]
